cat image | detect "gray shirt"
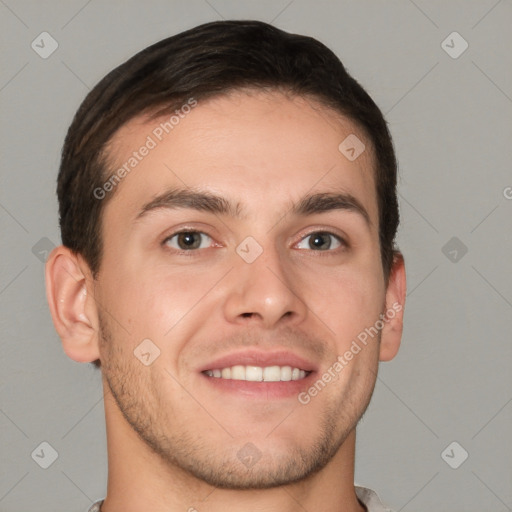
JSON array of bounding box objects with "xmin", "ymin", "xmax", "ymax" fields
[{"xmin": 87, "ymin": 486, "xmax": 393, "ymax": 511}]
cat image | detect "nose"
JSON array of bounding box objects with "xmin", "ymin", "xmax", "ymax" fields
[{"xmin": 221, "ymin": 243, "xmax": 308, "ymax": 329}]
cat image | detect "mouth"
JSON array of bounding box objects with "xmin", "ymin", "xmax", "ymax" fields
[
  {"xmin": 198, "ymin": 349, "xmax": 317, "ymax": 399},
  {"xmin": 202, "ymin": 365, "xmax": 311, "ymax": 382}
]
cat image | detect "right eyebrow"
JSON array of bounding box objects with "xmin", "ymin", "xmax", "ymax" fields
[{"xmin": 136, "ymin": 187, "xmax": 243, "ymax": 220}]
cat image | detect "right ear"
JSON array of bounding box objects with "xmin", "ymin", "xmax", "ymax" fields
[{"xmin": 45, "ymin": 246, "xmax": 101, "ymax": 363}]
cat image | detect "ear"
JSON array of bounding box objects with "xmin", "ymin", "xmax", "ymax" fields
[
  {"xmin": 45, "ymin": 246, "xmax": 100, "ymax": 363},
  {"xmin": 379, "ymin": 251, "xmax": 406, "ymax": 362}
]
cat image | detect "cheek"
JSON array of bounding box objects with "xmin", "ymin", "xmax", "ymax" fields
[
  {"xmin": 114, "ymin": 264, "xmax": 223, "ymax": 341},
  {"xmin": 302, "ymin": 260, "xmax": 384, "ymax": 348}
]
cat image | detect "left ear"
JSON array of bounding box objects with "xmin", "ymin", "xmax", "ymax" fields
[{"xmin": 379, "ymin": 251, "xmax": 406, "ymax": 362}]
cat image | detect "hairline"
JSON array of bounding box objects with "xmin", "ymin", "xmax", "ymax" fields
[{"xmin": 99, "ymin": 86, "xmax": 377, "ymax": 200}]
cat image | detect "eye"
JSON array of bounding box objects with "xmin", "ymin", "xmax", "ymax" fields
[
  {"xmin": 296, "ymin": 231, "xmax": 345, "ymax": 251},
  {"xmin": 163, "ymin": 231, "xmax": 213, "ymax": 251}
]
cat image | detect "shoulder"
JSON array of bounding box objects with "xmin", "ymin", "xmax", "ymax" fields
[
  {"xmin": 87, "ymin": 500, "xmax": 104, "ymax": 512},
  {"xmin": 355, "ymin": 486, "xmax": 394, "ymax": 512}
]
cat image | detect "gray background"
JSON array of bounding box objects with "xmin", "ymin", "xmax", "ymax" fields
[{"xmin": 1, "ymin": 1, "xmax": 511, "ymax": 511}]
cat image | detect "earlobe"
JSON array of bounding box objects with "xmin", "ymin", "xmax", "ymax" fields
[
  {"xmin": 45, "ymin": 246, "xmax": 101, "ymax": 363},
  {"xmin": 379, "ymin": 252, "xmax": 406, "ymax": 362}
]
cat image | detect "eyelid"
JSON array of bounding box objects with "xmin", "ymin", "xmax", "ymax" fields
[
  {"xmin": 297, "ymin": 225, "xmax": 349, "ymax": 245},
  {"xmin": 160, "ymin": 224, "xmax": 218, "ymax": 243}
]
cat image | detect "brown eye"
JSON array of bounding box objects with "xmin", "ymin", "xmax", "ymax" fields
[{"xmin": 164, "ymin": 231, "xmax": 212, "ymax": 251}]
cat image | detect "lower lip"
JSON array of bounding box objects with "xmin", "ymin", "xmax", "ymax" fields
[{"xmin": 200, "ymin": 372, "xmax": 316, "ymax": 399}]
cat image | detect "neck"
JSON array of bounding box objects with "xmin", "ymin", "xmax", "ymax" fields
[{"xmin": 100, "ymin": 389, "xmax": 365, "ymax": 512}]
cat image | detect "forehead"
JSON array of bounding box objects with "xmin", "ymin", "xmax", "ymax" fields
[{"xmin": 103, "ymin": 89, "xmax": 378, "ymax": 226}]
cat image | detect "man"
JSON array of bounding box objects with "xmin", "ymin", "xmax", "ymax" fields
[{"xmin": 46, "ymin": 20, "xmax": 406, "ymax": 512}]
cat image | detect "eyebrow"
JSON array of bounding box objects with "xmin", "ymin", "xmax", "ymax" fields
[{"xmin": 136, "ymin": 187, "xmax": 372, "ymax": 228}]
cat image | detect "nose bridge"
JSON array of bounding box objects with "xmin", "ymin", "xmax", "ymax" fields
[{"xmin": 222, "ymin": 237, "xmax": 306, "ymax": 328}]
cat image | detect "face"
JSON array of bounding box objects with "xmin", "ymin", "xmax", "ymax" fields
[{"xmin": 94, "ymin": 90, "xmax": 390, "ymax": 489}]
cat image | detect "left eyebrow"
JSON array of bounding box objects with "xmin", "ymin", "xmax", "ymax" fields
[
  {"xmin": 291, "ymin": 192, "xmax": 372, "ymax": 229},
  {"xmin": 135, "ymin": 187, "xmax": 372, "ymax": 229}
]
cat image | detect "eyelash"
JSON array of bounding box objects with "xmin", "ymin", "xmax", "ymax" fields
[{"xmin": 161, "ymin": 229, "xmax": 348, "ymax": 255}]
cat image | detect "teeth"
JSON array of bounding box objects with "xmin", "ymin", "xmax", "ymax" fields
[
  {"xmin": 204, "ymin": 365, "xmax": 309, "ymax": 382},
  {"xmin": 245, "ymin": 366, "xmax": 263, "ymax": 382},
  {"xmin": 231, "ymin": 365, "xmax": 245, "ymax": 380},
  {"xmin": 263, "ymin": 365, "xmax": 281, "ymax": 382},
  {"xmin": 281, "ymin": 366, "xmax": 292, "ymax": 381}
]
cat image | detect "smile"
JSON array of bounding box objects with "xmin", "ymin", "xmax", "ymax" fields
[{"xmin": 203, "ymin": 365, "xmax": 310, "ymax": 382}]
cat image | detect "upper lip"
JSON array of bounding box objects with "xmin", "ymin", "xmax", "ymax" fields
[{"xmin": 199, "ymin": 349, "xmax": 318, "ymax": 373}]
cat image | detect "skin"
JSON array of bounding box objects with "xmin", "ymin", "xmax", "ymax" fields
[{"xmin": 46, "ymin": 89, "xmax": 406, "ymax": 512}]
